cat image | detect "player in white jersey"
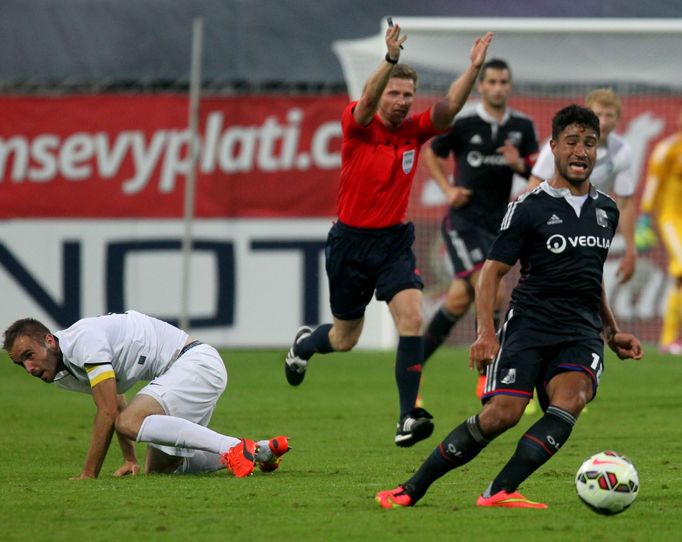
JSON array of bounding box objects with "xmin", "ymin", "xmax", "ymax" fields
[
  {"xmin": 529, "ymin": 89, "xmax": 637, "ymax": 283},
  {"xmin": 3, "ymin": 311, "xmax": 289, "ymax": 479}
]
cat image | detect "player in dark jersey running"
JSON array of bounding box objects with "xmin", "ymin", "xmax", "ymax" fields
[
  {"xmin": 284, "ymin": 22, "xmax": 493, "ymax": 447},
  {"xmin": 421, "ymin": 59, "xmax": 538, "ymax": 397},
  {"xmin": 376, "ymin": 104, "xmax": 642, "ymax": 509}
]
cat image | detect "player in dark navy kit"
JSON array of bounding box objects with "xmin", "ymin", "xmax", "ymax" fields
[
  {"xmin": 421, "ymin": 59, "xmax": 539, "ymax": 394},
  {"xmin": 284, "ymin": 21, "xmax": 493, "ymax": 447},
  {"xmin": 376, "ymin": 104, "xmax": 642, "ymax": 509}
]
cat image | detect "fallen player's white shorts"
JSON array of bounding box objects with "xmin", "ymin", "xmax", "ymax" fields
[{"xmin": 138, "ymin": 343, "xmax": 227, "ymax": 456}]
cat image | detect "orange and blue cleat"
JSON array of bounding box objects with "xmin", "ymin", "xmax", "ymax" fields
[
  {"xmin": 376, "ymin": 486, "xmax": 414, "ymax": 509},
  {"xmin": 476, "ymin": 490, "xmax": 547, "ymax": 509},
  {"xmin": 222, "ymin": 438, "xmax": 257, "ymax": 478},
  {"xmin": 257, "ymin": 435, "xmax": 291, "ymax": 472}
]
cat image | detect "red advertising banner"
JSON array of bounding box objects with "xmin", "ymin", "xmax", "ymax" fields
[
  {"xmin": 0, "ymin": 95, "xmax": 347, "ymax": 218},
  {"xmin": 1, "ymin": 93, "xmax": 679, "ymax": 218}
]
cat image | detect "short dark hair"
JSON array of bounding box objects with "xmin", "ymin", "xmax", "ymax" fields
[
  {"xmin": 391, "ymin": 63, "xmax": 418, "ymax": 89},
  {"xmin": 2, "ymin": 318, "xmax": 51, "ymax": 353},
  {"xmin": 551, "ymin": 104, "xmax": 600, "ymax": 141},
  {"xmin": 479, "ymin": 58, "xmax": 511, "ymax": 82}
]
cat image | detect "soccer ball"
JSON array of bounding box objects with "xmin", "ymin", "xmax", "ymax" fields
[{"xmin": 575, "ymin": 450, "xmax": 639, "ymax": 515}]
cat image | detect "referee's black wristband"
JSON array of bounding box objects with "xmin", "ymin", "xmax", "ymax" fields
[{"xmin": 385, "ymin": 53, "xmax": 399, "ymax": 65}]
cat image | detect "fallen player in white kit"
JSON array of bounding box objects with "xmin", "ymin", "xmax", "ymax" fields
[{"xmin": 3, "ymin": 310, "xmax": 289, "ymax": 479}]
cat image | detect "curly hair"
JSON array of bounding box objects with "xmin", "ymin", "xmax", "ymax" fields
[{"xmin": 551, "ymin": 104, "xmax": 600, "ymax": 141}]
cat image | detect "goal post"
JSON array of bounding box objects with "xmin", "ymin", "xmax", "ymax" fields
[
  {"xmin": 333, "ymin": 18, "xmax": 682, "ymax": 346},
  {"xmin": 334, "ymin": 17, "xmax": 682, "ymax": 100}
]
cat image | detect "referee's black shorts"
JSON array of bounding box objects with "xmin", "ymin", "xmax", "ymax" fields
[{"xmin": 325, "ymin": 220, "xmax": 423, "ymax": 321}]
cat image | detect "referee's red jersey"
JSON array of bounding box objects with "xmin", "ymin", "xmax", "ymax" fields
[{"xmin": 337, "ymin": 101, "xmax": 443, "ymax": 228}]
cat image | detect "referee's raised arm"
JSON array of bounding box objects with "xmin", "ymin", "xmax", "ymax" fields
[
  {"xmin": 353, "ymin": 23, "xmax": 406, "ymax": 126},
  {"xmin": 430, "ymin": 32, "xmax": 493, "ymax": 131}
]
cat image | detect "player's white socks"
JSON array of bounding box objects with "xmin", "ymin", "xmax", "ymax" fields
[
  {"xmin": 176, "ymin": 451, "xmax": 225, "ymax": 474},
  {"xmin": 137, "ymin": 414, "xmax": 240, "ymax": 454},
  {"xmin": 174, "ymin": 441, "xmax": 274, "ymax": 474},
  {"xmin": 256, "ymin": 440, "xmax": 274, "ymax": 464}
]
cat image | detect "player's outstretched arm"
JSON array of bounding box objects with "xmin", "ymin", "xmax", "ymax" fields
[
  {"xmin": 600, "ymin": 281, "xmax": 643, "ymax": 360},
  {"xmin": 496, "ymin": 139, "xmax": 525, "ymax": 175},
  {"xmin": 607, "ymin": 332, "xmax": 643, "ymax": 360},
  {"xmin": 72, "ymin": 378, "xmax": 119, "ymax": 479},
  {"xmin": 423, "ymin": 146, "xmax": 471, "ymax": 207},
  {"xmin": 353, "ymin": 23, "xmax": 406, "ymax": 126},
  {"xmin": 615, "ymin": 195, "xmax": 636, "ymax": 283},
  {"xmin": 431, "ymin": 32, "xmax": 493, "ymax": 131},
  {"xmin": 470, "ymin": 259, "xmax": 511, "ymax": 373}
]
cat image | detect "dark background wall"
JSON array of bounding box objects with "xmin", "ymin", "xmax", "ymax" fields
[{"xmin": 1, "ymin": 0, "xmax": 681, "ymax": 89}]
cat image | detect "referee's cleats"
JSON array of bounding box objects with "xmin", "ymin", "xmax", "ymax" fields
[
  {"xmin": 285, "ymin": 326, "xmax": 312, "ymax": 386},
  {"xmin": 394, "ymin": 407, "xmax": 434, "ymax": 447},
  {"xmin": 256, "ymin": 435, "xmax": 291, "ymax": 472},
  {"xmin": 376, "ymin": 486, "xmax": 414, "ymax": 509},
  {"xmin": 476, "ymin": 490, "xmax": 548, "ymax": 509},
  {"xmin": 222, "ymin": 438, "xmax": 257, "ymax": 478}
]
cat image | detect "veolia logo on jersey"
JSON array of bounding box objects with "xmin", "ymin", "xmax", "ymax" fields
[
  {"xmin": 466, "ymin": 150, "xmax": 508, "ymax": 168},
  {"xmin": 546, "ymin": 234, "xmax": 611, "ymax": 254}
]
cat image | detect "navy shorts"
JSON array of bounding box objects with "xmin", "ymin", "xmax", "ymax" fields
[
  {"xmin": 442, "ymin": 212, "xmax": 497, "ymax": 279},
  {"xmin": 325, "ymin": 221, "xmax": 423, "ymax": 320},
  {"xmin": 481, "ymin": 310, "xmax": 605, "ymax": 409}
]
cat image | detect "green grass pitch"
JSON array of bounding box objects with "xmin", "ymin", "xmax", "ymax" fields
[{"xmin": 1, "ymin": 346, "xmax": 680, "ymax": 541}]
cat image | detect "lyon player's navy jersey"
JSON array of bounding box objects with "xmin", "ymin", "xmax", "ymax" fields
[
  {"xmin": 431, "ymin": 104, "xmax": 538, "ymax": 233},
  {"xmin": 488, "ymin": 182, "xmax": 619, "ymax": 337}
]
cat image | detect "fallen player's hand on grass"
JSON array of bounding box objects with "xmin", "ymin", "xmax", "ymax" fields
[
  {"xmin": 69, "ymin": 472, "xmax": 96, "ymax": 480},
  {"xmin": 114, "ymin": 460, "xmax": 141, "ymax": 477}
]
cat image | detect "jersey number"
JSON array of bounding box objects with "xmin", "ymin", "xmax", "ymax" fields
[{"xmin": 590, "ymin": 352, "xmax": 603, "ymax": 383}]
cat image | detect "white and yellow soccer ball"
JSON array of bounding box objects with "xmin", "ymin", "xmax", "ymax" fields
[{"xmin": 575, "ymin": 450, "xmax": 639, "ymax": 515}]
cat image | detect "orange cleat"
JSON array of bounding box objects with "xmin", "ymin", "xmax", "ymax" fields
[
  {"xmin": 257, "ymin": 435, "xmax": 291, "ymax": 472},
  {"xmin": 476, "ymin": 374, "xmax": 486, "ymax": 400},
  {"xmin": 376, "ymin": 486, "xmax": 414, "ymax": 509},
  {"xmin": 476, "ymin": 490, "xmax": 547, "ymax": 509},
  {"xmin": 221, "ymin": 438, "xmax": 257, "ymax": 478}
]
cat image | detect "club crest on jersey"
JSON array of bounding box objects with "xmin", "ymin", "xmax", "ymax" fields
[
  {"xmin": 506, "ymin": 131, "xmax": 522, "ymax": 146},
  {"xmin": 402, "ymin": 150, "xmax": 415, "ymax": 174},
  {"xmin": 596, "ymin": 208, "xmax": 609, "ymax": 228},
  {"xmin": 500, "ymin": 368, "xmax": 516, "ymax": 385}
]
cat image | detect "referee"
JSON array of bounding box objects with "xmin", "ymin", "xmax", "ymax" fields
[{"xmin": 284, "ymin": 22, "xmax": 493, "ymax": 447}]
